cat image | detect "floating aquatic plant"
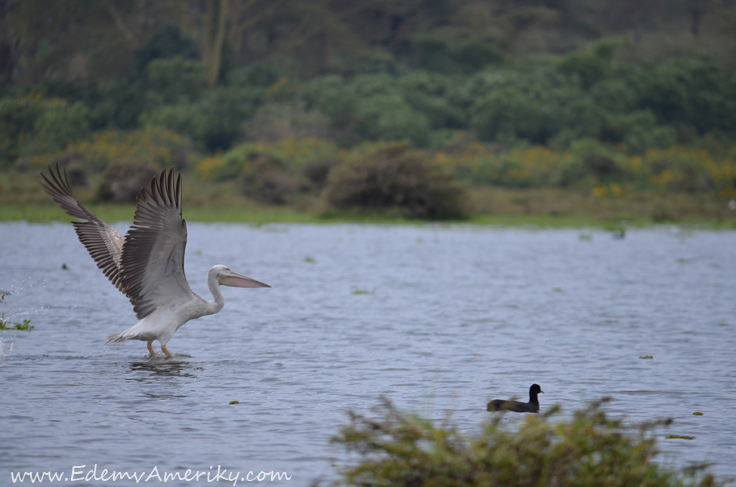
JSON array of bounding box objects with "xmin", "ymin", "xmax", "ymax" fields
[
  {"xmin": 13, "ymin": 319, "xmax": 33, "ymax": 330},
  {"xmin": 640, "ymin": 355, "xmax": 653, "ymax": 359},
  {"xmin": 229, "ymin": 401, "xmax": 240, "ymax": 405},
  {"xmin": 352, "ymin": 290, "xmax": 375, "ymax": 295},
  {"xmin": 304, "ymin": 257, "xmax": 315, "ymax": 263},
  {"xmin": 0, "ymin": 293, "xmax": 33, "ymax": 330},
  {"xmin": 693, "ymin": 412, "xmax": 703, "ymax": 416},
  {"xmin": 0, "ymin": 315, "xmax": 33, "ymax": 331},
  {"xmin": 666, "ymin": 435, "xmax": 696, "ymax": 440}
]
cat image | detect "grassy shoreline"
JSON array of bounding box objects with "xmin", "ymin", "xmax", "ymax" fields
[
  {"xmin": 6, "ymin": 168, "xmax": 736, "ymax": 228},
  {"xmin": 3, "ymin": 203, "xmax": 735, "ymax": 229}
]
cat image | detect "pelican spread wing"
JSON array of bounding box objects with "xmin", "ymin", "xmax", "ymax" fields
[
  {"xmin": 42, "ymin": 164, "xmax": 270, "ymax": 357},
  {"xmin": 41, "ymin": 166, "xmax": 192, "ymax": 319},
  {"xmin": 41, "ymin": 165, "xmax": 127, "ymax": 295},
  {"xmin": 122, "ymin": 169, "xmax": 192, "ymax": 319}
]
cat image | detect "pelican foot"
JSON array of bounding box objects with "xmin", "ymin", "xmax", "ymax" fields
[
  {"xmin": 161, "ymin": 344, "xmax": 173, "ymax": 358},
  {"xmin": 147, "ymin": 341, "xmax": 157, "ymax": 356}
]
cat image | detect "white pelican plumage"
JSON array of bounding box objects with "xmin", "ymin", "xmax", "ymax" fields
[{"xmin": 41, "ymin": 165, "xmax": 270, "ymax": 357}]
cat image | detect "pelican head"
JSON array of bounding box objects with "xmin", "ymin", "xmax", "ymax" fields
[{"xmin": 211, "ymin": 265, "xmax": 271, "ymax": 288}]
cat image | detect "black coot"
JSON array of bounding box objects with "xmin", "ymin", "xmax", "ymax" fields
[{"xmin": 487, "ymin": 384, "xmax": 544, "ymax": 413}]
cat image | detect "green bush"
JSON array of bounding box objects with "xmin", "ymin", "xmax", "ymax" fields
[
  {"xmin": 0, "ymin": 97, "xmax": 43, "ymax": 167},
  {"xmin": 302, "ymin": 74, "xmax": 434, "ymax": 145},
  {"xmin": 134, "ymin": 25, "xmax": 199, "ymax": 74},
  {"xmin": 413, "ymin": 35, "xmax": 501, "ymax": 74},
  {"xmin": 227, "ymin": 61, "xmax": 302, "ymax": 88},
  {"xmin": 142, "ymin": 88, "xmax": 255, "ymax": 151},
  {"xmin": 91, "ymin": 76, "xmax": 148, "ymax": 129},
  {"xmin": 400, "ymin": 72, "xmax": 467, "ymax": 130},
  {"xmin": 557, "ymin": 139, "xmax": 630, "ymax": 186},
  {"xmin": 468, "ymin": 66, "xmax": 605, "ymax": 147},
  {"xmin": 633, "ymin": 58, "xmax": 736, "ymax": 135},
  {"xmin": 471, "ymin": 88, "xmax": 551, "ymax": 144},
  {"xmin": 0, "ymin": 96, "xmax": 90, "ymax": 166},
  {"xmin": 243, "ymin": 103, "xmax": 332, "ymax": 142},
  {"xmin": 547, "ymin": 89, "xmax": 605, "ymax": 147},
  {"xmin": 355, "ymin": 94, "xmax": 431, "ymax": 146},
  {"xmin": 325, "ymin": 142, "xmax": 465, "ymax": 219},
  {"xmin": 303, "ymin": 157, "xmax": 341, "ymax": 190},
  {"xmin": 624, "ymin": 125, "xmax": 678, "ymax": 154},
  {"xmin": 349, "ymin": 73, "xmax": 401, "ymax": 98},
  {"xmin": 32, "ymin": 100, "xmax": 90, "ymax": 150},
  {"xmin": 63, "ymin": 127, "xmax": 192, "ymax": 173},
  {"xmin": 146, "ymin": 57, "xmax": 206, "ymax": 104},
  {"xmin": 96, "ymin": 160, "xmax": 159, "ymax": 203},
  {"xmin": 141, "ymin": 103, "xmax": 205, "ymax": 146},
  {"xmin": 465, "ymin": 64, "xmax": 567, "ymax": 102},
  {"xmin": 590, "ymin": 78, "xmax": 639, "ymax": 113},
  {"xmin": 197, "ymin": 137, "xmax": 341, "ymax": 182},
  {"xmin": 413, "ymin": 35, "xmax": 457, "ymax": 73},
  {"xmin": 300, "ymin": 75, "xmax": 356, "ymax": 126},
  {"xmin": 557, "ymin": 41, "xmax": 616, "ymax": 89},
  {"xmin": 240, "ymin": 156, "xmax": 297, "ymax": 205},
  {"xmin": 297, "ymin": 58, "xmax": 736, "ymax": 150},
  {"xmin": 338, "ymin": 52, "xmax": 403, "ymax": 76},
  {"xmin": 329, "ymin": 398, "xmax": 719, "ymax": 487}
]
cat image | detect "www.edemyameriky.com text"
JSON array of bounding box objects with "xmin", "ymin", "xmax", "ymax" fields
[{"xmin": 10, "ymin": 464, "xmax": 292, "ymax": 484}]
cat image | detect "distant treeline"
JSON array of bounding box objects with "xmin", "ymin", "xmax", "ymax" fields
[
  {"xmin": 3, "ymin": 0, "xmax": 736, "ymax": 85},
  {"xmin": 2, "ymin": 36, "xmax": 735, "ymax": 167},
  {"xmin": 2, "ymin": 1, "xmax": 736, "ymax": 164},
  {"xmin": 1, "ymin": 1, "xmax": 736, "ymax": 220}
]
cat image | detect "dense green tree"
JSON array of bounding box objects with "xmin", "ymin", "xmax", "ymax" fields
[{"xmin": 134, "ymin": 25, "xmax": 199, "ymax": 74}]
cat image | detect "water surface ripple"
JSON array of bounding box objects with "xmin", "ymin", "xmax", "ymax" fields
[{"xmin": 1, "ymin": 222, "xmax": 735, "ymax": 485}]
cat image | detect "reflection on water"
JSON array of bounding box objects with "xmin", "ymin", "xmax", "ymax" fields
[
  {"xmin": 129, "ymin": 359, "xmax": 201, "ymax": 379},
  {"xmin": 1, "ymin": 222, "xmax": 735, "ymax": 485}
]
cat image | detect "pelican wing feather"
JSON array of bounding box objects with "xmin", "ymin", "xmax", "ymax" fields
[
  {"xmin": 40, "ymin": 165, "xmax": 127, "ymax": 295},
  {"xmin": 121, "ymin": 169, "xmax": 192, "ymax": 319}
]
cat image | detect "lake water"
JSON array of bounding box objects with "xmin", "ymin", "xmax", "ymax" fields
[{"xmin": 1, "ymin": 222, "xmax": 735, "ymax": 486}]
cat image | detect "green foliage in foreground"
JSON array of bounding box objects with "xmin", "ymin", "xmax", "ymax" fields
[{"xmin": 329, "ymin": 399, "xmax": 719, "ymax": 487}]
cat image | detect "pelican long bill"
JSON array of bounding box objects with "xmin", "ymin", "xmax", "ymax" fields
[{"xmin": 219, "ymin": 271, "xmax": 271, "ymax": 288}]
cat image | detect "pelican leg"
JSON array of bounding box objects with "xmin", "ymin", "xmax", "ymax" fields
[
  {"xmin": 147, "ymin": 341, "xmax": 156, "ymax": 356},
  {"xmin": 161, "ymin": 344, "xmax": 173, "ymax": 358}
]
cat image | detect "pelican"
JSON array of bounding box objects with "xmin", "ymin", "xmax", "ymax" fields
[{"xmin": 41, "ymin": 165, "xmax": 270, "ymax": 357}]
